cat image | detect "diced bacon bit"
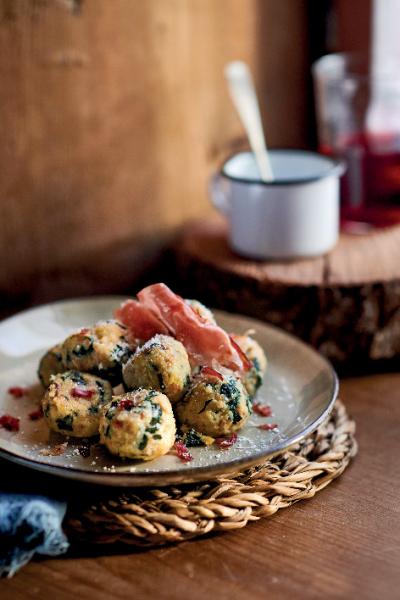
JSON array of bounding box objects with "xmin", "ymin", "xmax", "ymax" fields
[
  {"xmin": 119, "ymin": 398, "xmax": 135, "ymax": 410},
  {"xmin": 0, "ymin": 414, "xmax": 20, "ymax": 432},
  {"xmin": 229, "ymin": 336, "xmax": 252, "ymax": 371},
  {"xmin": 29, "ymin": 408, "xmax": 43, "ymax": 421},
  {"xmin": 174, "ymin": 440, "xmax": 193, "ymax": 462},
  {"xmin": 200, "ymin": 366, "xmax": 223, "ymax": 381},
  {"xmin": 257, "ymin": 423, "xmax": 278, "ymax": 431},
  {"xmin": 253, "ymin": 403, "xmax": 272, "ymax": 417},
  {"xmin": 8, "ymin": 386, "xmax": 29, "ymax": 398},
  {"xmin": 40, "ymin": 442, "xmax": 68, "ymax": 456},
  {"xmin": 114, "ymin": 420, "xmax": 123, "ymax": 428},
  {"xmin": 71, "ymin": 387, "xmax": 96, "ymax": 399},
  {"xmin": 215, "ymin": 432, "xmax": 238, "ymax": 449}
]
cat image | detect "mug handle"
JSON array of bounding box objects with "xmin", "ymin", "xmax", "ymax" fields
[{"xmin": 209, "ymin": 172, "xmax": 230, "ymax": 215}]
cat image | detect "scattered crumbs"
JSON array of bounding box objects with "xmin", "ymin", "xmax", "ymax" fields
[
  {"xmin": 78, "ymin": 438, "xmax": 92, "ymax": 458},
  {"xmin": 77, "ymin": 442, "xmax": 91, "ymax": 458},
  {"xmin": 72, "ymin": 448, "xmax": 80, "ymax": 456},
  {"xmin": 40, "ymin": 442, "xmax": 68, "ymax": 456},
  {"xmin": 91, "ymin": 460, "xmax": 97, "ymax": 465}
]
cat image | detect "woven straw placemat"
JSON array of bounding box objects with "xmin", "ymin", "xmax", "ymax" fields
[{"xmin": 66, "ymin": 400, "xmax": 356, "ymax": 547}]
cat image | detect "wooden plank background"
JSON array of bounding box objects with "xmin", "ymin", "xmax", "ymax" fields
[{"xmin": 0, "ymin": 0, "xmax": 308, "ymax": 304}]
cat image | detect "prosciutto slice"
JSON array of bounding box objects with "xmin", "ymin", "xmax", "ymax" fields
[
  {"xmin": 115, "ymin": 283, "xmax": 244, "ymax": 371},
  {"xmin": 114, "ymin": 299, "xmax": 169, "ymax": 341}
]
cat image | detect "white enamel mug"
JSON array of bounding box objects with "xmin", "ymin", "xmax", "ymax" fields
[{"xmin": 210, "ymin": 150, "xmax": 344, "ymax": 259}]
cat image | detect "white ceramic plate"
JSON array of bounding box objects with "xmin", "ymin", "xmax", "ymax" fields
[{"xmin": 0, "ymin": 297, "xmax": 338, "ymax": 487}]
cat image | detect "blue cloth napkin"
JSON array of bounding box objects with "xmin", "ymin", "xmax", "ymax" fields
[{"xmin": 0, "ymin": 493, "xmax": 69, "ymax": 577}]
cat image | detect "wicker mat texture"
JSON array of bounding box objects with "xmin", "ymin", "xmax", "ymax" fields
[{"xmin": 66, "ymin": 400, "xmax": 357, "ymax": 547}]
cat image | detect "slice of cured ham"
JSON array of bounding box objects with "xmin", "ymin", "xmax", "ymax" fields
[
  {"xmin": 114, "ymin": 299, "xmax": 168, "ymax": 341},
  {"xmin": 115, "ymin": 283, "xmax": 244, "ymax": 371}
]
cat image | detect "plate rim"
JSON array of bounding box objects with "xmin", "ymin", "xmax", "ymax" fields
[{"xmin": 0, "ymin": 296, "xmax": 339, "ymax": 487}]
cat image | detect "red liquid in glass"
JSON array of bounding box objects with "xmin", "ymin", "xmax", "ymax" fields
[{"xmin": 321, "ymin": 132, "xmax": 400, "ymax": 230}]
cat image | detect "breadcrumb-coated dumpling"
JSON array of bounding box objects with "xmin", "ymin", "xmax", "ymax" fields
[
  {"xmin": 231, "ymin": 334, "xmax": 267, "ymax": 398},
  {"xmin": 122, "ymin": 334, "xmax": 191, "ymax": 403},
  {"xmin": 99, "ymin": 389, "xmax": 176, "ymax": 460},
  {"xmin": 42, "ymin": 370, "xmax": 112, "ymax": 437},
  {"xmin": 61, "ymin": 320, "xmax": 133, "ymax": 383},
  {"xmin": 38, "ymin": 344, "xmax": 65, "ymax": 388},
  {"xmin": 185, "ymin": 299, "xmax": 216, "ymax": 324},
  {"xmin": 176, "ymin": 371, "xmax": 251, "ymax": 437}
]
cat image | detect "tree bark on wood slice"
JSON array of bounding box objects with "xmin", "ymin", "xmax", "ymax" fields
[{"xmin": 169, "ymin": 218, "xmax": 400, "ymax": 367}]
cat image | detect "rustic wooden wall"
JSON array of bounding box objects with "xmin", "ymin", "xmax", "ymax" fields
[
  {"xmin": 336, "ymin": 0, "xmax": 372, "ymax": 54},
  {"xmin": 0, "ymin": 0, "xmax": 308, "ymax": 305}
]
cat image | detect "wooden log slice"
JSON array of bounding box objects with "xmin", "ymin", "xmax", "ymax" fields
[{"xmin": 170, "ymin": 218, "xmax": 400, "ymax": 368}]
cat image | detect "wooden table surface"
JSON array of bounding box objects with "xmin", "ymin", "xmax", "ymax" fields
[{"xmin": 2, "ymin": 373, "xmax": 400, "ymax": 600}]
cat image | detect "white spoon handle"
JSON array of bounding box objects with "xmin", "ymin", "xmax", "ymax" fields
[{"xmin": 225, "ymin": 61, "xmax": 274, "ymax": 182}]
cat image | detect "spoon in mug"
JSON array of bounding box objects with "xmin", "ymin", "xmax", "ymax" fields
[{"xmin": 225, "ymin": 61, "xmax": 274, "ymax": 182}]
